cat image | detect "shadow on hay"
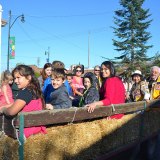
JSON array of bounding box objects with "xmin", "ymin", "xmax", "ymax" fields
[
  {"xmin": 61, "ymin": 111, "xmax": 160, "ymax": 160},
  {"xmin": 2, "ymin": 111, "xmax": 160, "ymax": 160}
]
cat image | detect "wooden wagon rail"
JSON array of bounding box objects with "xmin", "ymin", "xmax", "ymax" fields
[
  {"xmin": 15, "ymin": 99, "xmax": 160, "ymax": 127},
  {"xmin": 0, "ymin": 99, "xmax": 160, "ymax": 138}
]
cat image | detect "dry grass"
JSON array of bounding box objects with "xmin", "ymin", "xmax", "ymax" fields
[{"xmin": 0, "ymin": 111, "xmax": 160, "ymax": 160}]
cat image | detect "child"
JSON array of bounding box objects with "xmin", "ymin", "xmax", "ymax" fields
[
  {"xmin": 43, "ymin": 60, "xmax": 72, "ymax": 102},
  {"xmin": 46, "ymin": 68, "xmax": 72, "ymax": 109},
  {"xmin": 79, "ymin": 72, "xmax": 99, "ymax": 107},
  {"xmin": 0, "ymin": 71, "xmax": 14, "ymax": 107},
  {"xmin": 0, "ymin": 65, "xmax": 46, "ymax": 138}
]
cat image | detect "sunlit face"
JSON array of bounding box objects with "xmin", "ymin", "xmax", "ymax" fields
[
  {"xmin": 45, "ymin": 67, "xmax": 52, "ymax": 77},
  {"xmin": 14, "ymin": 72, "xmax": 31, "ymax": 89},
  {"xmin": 67, "ymin": 76, "xmax": 72, "ymax": 84},
  {"xmin": 101, "ymin": 64, "xmax": 111, "ymax": 78},
  {"xmin": 75, "ymin": 67, "xmax": 82, "ymax": 77},
  {"xmin": 84, "ymin": 78, "xmax": 91, "ymax": 89},
  {"xmin": 94, "ymin": 67, "xmax": 101, "ymax": 76},
  {"xmin": 51, "ymin": 76, "xmax": 64, "ymax": 89},
  {"xmin": 132, "ymin": 75, "xmax": 141, "ymax": 83},
  {"xmin": 151, "ymin": 68, "xmax": 159, "ymax": 80}
]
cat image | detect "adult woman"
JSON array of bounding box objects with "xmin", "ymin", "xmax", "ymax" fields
[
  {"xmin": 72, "ymin": 65, "xmax": 85, "ymax": 106},
  {"xmin": 87, "ymin": 61, "xmax": 125, "ymax": 119},
  {"xmin": 129, "ymin": 70, "xmax": 150, "ymax": 102},
  {"xmin": 93, "ymin": 65, "xmax": 102, "ymax": 90},
  {"xmin": 38, "ymin": 63, "xmax": 52, "ymax": 90}
]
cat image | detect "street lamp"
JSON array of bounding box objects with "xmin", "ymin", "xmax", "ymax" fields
[
  {"xmin": 45, "ymin": 47, "xmax": 50, "ymax": 63},
  {"xmin": 7, "ymin": 10, "xmax": 25, "ymax": 71}
]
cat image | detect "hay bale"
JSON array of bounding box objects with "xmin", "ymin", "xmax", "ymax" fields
[
  {"xmin": 23, "ymin": 114, "xmax": 142, "ymax": 160},
  {"xmin": 1, "ymin": 111, "xmax": 160, "ymax": 160},
  {"xmin": 14, "ymin": 120, "xmax": 101, "ymax": 160},
  {"xmin": 0, "ymin": 135, "xmax": 19, "ymax": 160}
]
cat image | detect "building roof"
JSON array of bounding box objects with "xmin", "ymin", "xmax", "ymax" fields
[{"xmin": 29, "ymin": 65, "xmax": 42, "ymax": 74}]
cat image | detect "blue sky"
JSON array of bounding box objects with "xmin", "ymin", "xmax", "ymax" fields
[{"xmin": 1, "ymin": 0, "xmax": 160, "ymax": 71}]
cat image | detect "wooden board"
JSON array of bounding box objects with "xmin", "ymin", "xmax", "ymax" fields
[{"xmin": 0, "ymin": 99, "xmax": 159, "ymax": 138}]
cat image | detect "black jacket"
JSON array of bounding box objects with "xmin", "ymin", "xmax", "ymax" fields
[{"xmin": 79, "ymin": 72, "xmax": 99, "ymax": 107}]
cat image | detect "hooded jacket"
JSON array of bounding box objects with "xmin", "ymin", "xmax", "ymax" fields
[{"xmin": 79, "ymin": 72, "xmax": 99, "ymax": 107}]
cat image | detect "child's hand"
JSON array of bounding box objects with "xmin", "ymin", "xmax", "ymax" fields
[
  {"xmin": 46, "ymin": 104, "xmax": 54, "ymax": 110},
  {"xmin": 85, "ymin": 102, "xmax": 97, "ymax": 113}
]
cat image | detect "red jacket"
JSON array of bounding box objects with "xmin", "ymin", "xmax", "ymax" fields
[{"xmin": 100, "ymin": 77, "xmax": 125, "ymax": 119}]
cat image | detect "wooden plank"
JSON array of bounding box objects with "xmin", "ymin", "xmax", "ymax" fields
[
  {"xmin": 13, "ymin": 100, "xmax": 160, "ymax": 128},
  {"xmin": 14, "ymin": 107, "xmax": 112, "ymax": 127},
  {"xmin": 0, "ymin": 99, "xmax": 159, "ymax": 138}
]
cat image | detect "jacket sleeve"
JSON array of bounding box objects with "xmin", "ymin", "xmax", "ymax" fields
[
  {"xmin": 141, "ymin": 81, "xmax": 150, "ymax": 100},
  {"xmin": 101, "ymin": 78, "xmax": 116, "ymax": 106},
  {"xmin": 84, "ymin": 88, "xmax": 99, "ymax": 105}
]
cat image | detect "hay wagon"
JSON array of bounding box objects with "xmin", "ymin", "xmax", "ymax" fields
[{"xmin": 0, "ymin": 100, "xmax": 160, "ymax": 160}]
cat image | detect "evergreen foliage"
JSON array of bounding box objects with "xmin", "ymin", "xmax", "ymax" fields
[{"xmin": 112, "ymin": 0, "xmax": 153, "ymax": 71}]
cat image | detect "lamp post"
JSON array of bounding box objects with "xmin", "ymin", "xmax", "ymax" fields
[
  {"xmin": 7, "ymin": 10, "xmax": 24, "ymax": 71},
  {"xmin": 45, "ymin": 47, "xmax": 50, "ymax": 63}
]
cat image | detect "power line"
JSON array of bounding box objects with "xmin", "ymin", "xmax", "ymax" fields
[
  {"xmin": 24, "ymin": 11, "xmax": 113, "ymax": 18},
  {"xmin": 17, "ymin": 22, "xmax": 44, "ymax": 48},
  {"xmin": 25, "ymin": 20, "xmax": 85, "ymax": 51},
  {"xmin": 17, "ymin": 20, "xmax": 108, "ymax": 44}
]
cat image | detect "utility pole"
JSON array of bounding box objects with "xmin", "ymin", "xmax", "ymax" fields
[
  {"xmin": 88, "ymin": 31, "xmax": 90, "ymax": 69},
  {"xmin": 37, "ymin": 57, "xmax": 40, "ymax": 67},
  {"xmin": 45, "ymin": 47, "xmax": 50, "ymax": 63},
  {"xmin": 7, "ymin": 10, "xmax": 24, "ymax": 71}
]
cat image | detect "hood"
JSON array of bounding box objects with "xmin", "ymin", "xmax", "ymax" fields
[{"xmin": 83, "ymin": 72, "xmax": 98, "ymax": 88}]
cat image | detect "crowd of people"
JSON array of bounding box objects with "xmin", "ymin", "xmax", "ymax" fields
[{"xmin": 0, "ymin": 60, "xmax": 160, "ymax": 138}]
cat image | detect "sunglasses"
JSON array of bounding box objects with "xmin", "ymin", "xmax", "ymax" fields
[
  {"xmin": 94, "ymin": 69, "xmax": 100, "ymax": 71},
  {"xmin": 76, "ymin": 70, "xmax": 82, "ymax": 72}
]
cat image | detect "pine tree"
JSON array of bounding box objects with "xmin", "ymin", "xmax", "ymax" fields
[{"xmin": 112, "ymin": 0, "xmax": 153, "ymax": 70}]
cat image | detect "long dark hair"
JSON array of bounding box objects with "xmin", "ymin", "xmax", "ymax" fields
[
  {"xmin": 101, "ymin": 61, "xmax": 116, "ymax": 77},
  {"xmin": 12, "ymin": 65, "xmax": 45, "ymax": 109},
  {"xmin": 41, "ymin": 63, "xmax": 52, "ymax": 81}
]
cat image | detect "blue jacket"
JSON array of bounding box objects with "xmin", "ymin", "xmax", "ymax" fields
[{"xmin": 43, "ymin": 77, "xmax": 72, "ymax": 102}]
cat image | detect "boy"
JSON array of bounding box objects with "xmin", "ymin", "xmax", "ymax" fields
[{"xmin": 46, "ymin": 68, "xmax": 72, "ymax": 109}]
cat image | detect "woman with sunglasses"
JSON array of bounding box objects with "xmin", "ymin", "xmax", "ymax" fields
[
  {"xmin": 94, "ymin": 65, "xmax": 102, "ymax": 90},
  {"xmin": 72, "ymin": 65, "xmax": 85, "ymax": 106},
  {"xmin": 87, "ymin": 61, "xmax": 125, "ymax": 119}
]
